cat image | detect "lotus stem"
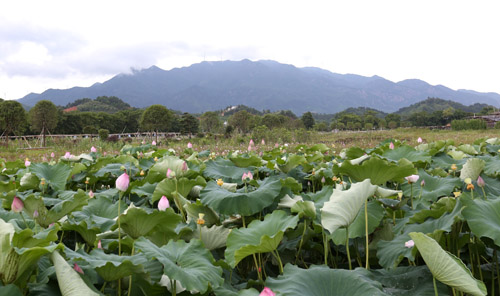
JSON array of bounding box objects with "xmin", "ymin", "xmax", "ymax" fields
[
  {"xmin": 253, "ymin": 254, "xmax": 262, "ymax": 281},
  {"xmin": 475, "ymin": 237, "xmax": 483, "ymax": 282},
  {"xmin": 118, "ymin": 192, "xmax": 123, "ymax": 255},
  {"xmin": 19, "ymin": 212, "xmax": 29, "ymax": 229},
  {"xmin": 296, "ymin": 220, "xmax": 308, "ymax": 265},
  {"xmin": 495, "ymin": 248, "xmax": 500, "ymax": 295},
  {"xmin": 346, "ymin": 226, "xmax": 352, "ymax": 270},
  {"xmin": 272, "ymin": 250, "xmax": 284, "ymax": 274},
  {"xmin": 365, "ymin": 201, "xmax": 370, "ymax": 270},
  {"xmin": 410, "ymin": 183, "xmax": 414, "ymax": 209},
  {"xmin": 481, "ymin": 187, "xmax": 487, "ymax": 199},
  {"xmin": 100, "ymin": 281, "xmax": 107, "ymax": 293},
  {"xmin": 128, "ymin": 243, "xmax": 135, "ymax": 296},
  {"xmin": 433, "ymin": 276, "xmax": 438, "ymax": 296},
  {"xmin": 322, "ymin": 229, "xmax": 328, "ymax": 265},
  {"xmin": 174, "ymin": 179, "xmax": 186, "ymax": 222}
]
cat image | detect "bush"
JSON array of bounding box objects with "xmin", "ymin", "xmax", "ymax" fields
[
  {"xmin": 495, "ymin": 122, "xmax": 500, "ymax": 129},
  {"xmin": 451, "ymin": 119, "xmax": 487, "ymax": 130},
  {"xmin": 251, "ymin": 125, "xmax": 269, "ymax": 143},
  {"xmin": 364, "ymin": 123, "xmax": 373, "ymax": 130},
  {"xmin": 294, "ymin": 128, "xmax": 311, "ymax": 142},
  {"xmin": 106, "ymin": 135, "xmax": 119, "ymax": 142},
  {"xmin": 98, "ymin": 129, "xmax": 109, "ymax": 140}
]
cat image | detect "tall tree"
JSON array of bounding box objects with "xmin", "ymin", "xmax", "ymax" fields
[
  {"xmin": 180, "ymin": 113, "xmax": 199, "ymax": 135},
  {"xmin": 139, "ymin": 105, "xmax": 173, "ymax": 143},
  {"xmin": 228, "ymin": 110, "xmax": 252, "ymax": 133},
  {"xmin": 0, "ymin": 100, "xmax": 27, "ymax": 145},
  {"xmin": 29, "ymin": 100, "xmax": 58, "ymax": 147},
  {"xmin": 200, "ymin": 111, "xmax": 222, "ymax": 133},
  {"xmin": 301, "ymin": 112, "xmax": 315, "ymax": 130}
]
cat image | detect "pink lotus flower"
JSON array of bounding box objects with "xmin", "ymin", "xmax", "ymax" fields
[
  {"xmin": 91, "ymin": 146, "xmax": 97, "ymax": 153},
  {"xmin": 261, "ymin": 139, "xmax": 265, "ymax": 145},
  {"xmin": 115, "ymin": 172, "xmax": 130, "ymax": 192},
  {"xmin": 64, "ymin": 152, "xmax": 71, "ymax": 159},
  {"xmin": 97, "ymin": 240, "xmax": 102, "ymax": 249},
  {"xmin": 152, "ymin": 140, "xmax": 156, "ymax": 146},
  {"xmin": 405, "ymin": 240, "xmax": 415, "ymax": 248},
  {"xmin": 259, "ymin": 287, "xmax": 275, "ymax": 296},
  {"xmin": 25, "ymin": 159, "xmax": 31, "ymax": 167},
  {"xmin": 12, "ymin": 196, "xmax": 23, "ymax": 213},
  {"xmin": 50, "ymin": 152, "xmax": 55, "ymax": 158},
  {"xmin": 405, "ymin": 175, "xmax": 419, "ymax": 184},
  {"xmin": 167, "ymin": 168, "xmax": 174, "ymax": 178},
  {"xmin": 477, "ymin": 176, "xmax": 485, "ymax": 187},
  {"xmin": 88, "ymin": 190, "xmax": 94, "ymax": 198},
  {"xmin": 74, "ymin": 263, "xmax": 84, "ymax": 274},
  {"xmin": 187, "ymin": 142, "xmax": 193, "ymax": 149},
  {"xmin": 389, "ymin": 142, "xmax": 394, "ymax": 150},
  {"xmin": 417, "ymin": 137, "xmax": 423, "ymax": 143},
  {"xmin": 242, "ymin": 171, "xmax": 253, "ymax": 181},
  {"xmin": 158, "ymin": 196, "xmax": 170, "ymax": 211},
  {"xmin": 249, "ymin": 139, "xmax": 255, "ymax": 147},
  {"xmin": 275, "ymin": 143, "xmax": 279, "ymax": 148},
  {"xmin": 182, "ymin": 162, "xmax": 188, "ymax": 172}
]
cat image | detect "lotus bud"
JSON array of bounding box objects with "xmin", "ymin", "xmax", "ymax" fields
[
  {"xmin": 404, "ymin": 240, "xmax": 415, "ymax": 248},
  {"xmin": 74, "ymin": 263, "xmax": 84, "ymax": 274},
  {"xmin": 12, "ymin": 196, "xmax": 23, "ymax": 213},
  {"xmin": 259, "ymin": 287, "xmax": 275, "ymax": 296},
  {"xmin": 64, "ymin": 152, "xmax": 71, "ymax": 159},
  {"xmin": 249, "ymin": 139, "xmax": 254, "ymax": 147},
  {"xmin": 275, "ymin": 143, "xmax": 279, "ymax": 148},
  {"xmin": 196, "ymin": 213, "xmax": 205, "ymax": 225},
  {"xmin": 405, "ymin": 175, "xmax": 419, "ymax": 184},
  {"xmin": 477, "ymin": 176, "xmax": 485, "ymax": 188},
  {"xmin": 182, "ymin": 161, "xmax": 188, "ymax": 172},
  {"xmin": 97, "ymin": 240, "xmax": 102, "ymax": 249},
  {"xmin": 158, "ymin": 196, "xmax": 170, "ymax": 211},
  {"xmin": 417, "ymin": 137, "xmax": 423, "ymax": 143},
  {"xmin": 321, "ymin": 177, "xmax": 326, "ymax": 184},
  {"xmin": 91, "ymin": 146, "xmax": 97, "ymax": 153},
  {"xmin": 241, "ymin": 172, "xmax": 247, "ymax": 181},
  {"xmin": 187, "ymin": 142, "xmax": 193, "ymax": 148},
  {"xmin": 420, "ymin": 180, "xmax": 425, "ymax": 187},
  {"xmin": 115, "ymin": 172, "xmax": 130, "ymax": 192},
  {"xmin": 50, "ymin": 152, "xmax": 55, "ymax": 158},
  {"xmin": 389, "ymin": 142, "xmax": 394, "ymax": 150},
  {"xmin": 247, "ymin": 171, "xmax": 253, "ymax": 180},
  {"xmin": 261, "ymin": 139, "xmax": 265, "ymax": 145},
  {"xmin": 217, "ymin": 179, "xmax": 224, "ymax": 186},
  {"xmin": 152, "ymin": 140, "xmax": 156, "ymax": 146},
  {"xmin": 33, "ymin": 210, "xmax": 39, "ymax": 218},
  {"xmin": 25, "ymin": 158, "xmax": 31, "ymax": 167}
]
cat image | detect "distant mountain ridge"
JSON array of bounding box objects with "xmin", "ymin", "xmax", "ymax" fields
[{"xmin": 17, "ymin": 59, "xmax": 500, "ymax": 115}]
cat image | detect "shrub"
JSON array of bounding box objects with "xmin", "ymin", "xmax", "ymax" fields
[
  {"xmin": 451, "ymin": 119, "xmax": 487, "ymax": 130},
  {"xmin": 495, "ymin": 121, "xmax": 500, "ymax": 129},
  {"xmin": 106, "ymin": 135, "xmax": 119, "ymax": 142},
  {"xmin": 98, "ymin": 129, "xmax": 109, "ymax": 140}
]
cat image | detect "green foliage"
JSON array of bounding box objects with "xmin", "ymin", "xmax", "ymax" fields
[
  {"xmin": 0, "ymin": 100, "xmax": 27, "ymax": 139},
  {"xmin": 451, "ymin": 119, "xmax": 487, "ymax": 130},
  {"xmin": 139, "ymin": 104, "xmax": 173, "ymax": 132},
  {"xmin": 29, "ymin": 100, "xmax": 59, "ymax": 133},
  {"xmin": 301, "ymin": 111, "xmax": 315, "ymax": 130},
  {"xmin": 179, "ymin": 112, "xmax": 199, "ymax": 135},
  {"xmin": 98, "ymin": 129, "xmax": 109, "ymax": 140},
  {"xmin": 200, "ymin": 111, "xmax": 222, "ymax": 133}
]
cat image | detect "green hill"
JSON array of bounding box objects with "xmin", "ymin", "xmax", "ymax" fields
[
  {"xmin": 63, "ymin": 96, "xmax": 131, "ymax": 113},
  {"xmin": 396, "ymin": 97, "xmax": 491, "ymax": 117}
]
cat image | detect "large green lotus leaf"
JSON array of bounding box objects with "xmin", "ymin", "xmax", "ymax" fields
[
  {"xmin": 321, "ymin": 179, "xmax": 378, "ymax": 234},
  {"xmin": 72, "ymin": 195, "xmax": 125, "ymax": 230},
  {"xmin": 361, "ymin": 265, "xmax": 448, "ymax": 295},
  {"xmin": 64, "ymin": 248, "xmax": 147, "ymax": 281},
  {"xmin": 94, "ymin": 163, "xmax": 139, "ymax": 178},
  {"xmin": 0, "ymin": 219, "xmax": 15, "ymax": 283},
  {"xmin": 15, "ymin": 243, "xmax": 63, "ymax": 285},
  {"xmin": 200, "ymin": 176, "xmax": 282, "ymax": 216},
  {"xmin": 229, "ymin": 154, "xmax": 262, "ymax": 167},
  {"xmin": 430, "ymin": 153, "xmax": 466, "ymax": 171},
  {"xmin": 330, "ymin": 200, "xmax": 384, "ymax": 244},
  {"xmin": 447, "ymin": 149, "xmax": 467, "ymax": 160},
  {"xmin": 62, "ymin": 219, "xmax": 101, "ymax": 246},
  {"xmin": 30, "ymin": 163, "xmax": 72, "ymax": 192},
  {"xmin": 459, "ymin": 158, "xmax": 485, "ymax": 180},
  {"xmin": 265, "ymin": 264, "xmax": 386, "ymax": 296},
  {"xmin": 333, "ymin": 157, "xmax": 416, "ymax": 185},
  {"xmin": 12, "ymin": 225, "xmax": 60, "ymax": 249},
  {"xmin": 150, "ymin": 156, "xmax": 188, "ymax": 178},
  {"xmin": 409, "ymin": 197, "xmax": 456, "ymax": 224},
  {"xmin": 462, "ymin": 197, "xmax": 500, "ymax": 247},
  {"xmin": 193, "ymin": 224, "xmax": 231, "ymax": 250},
  {"xmin": 277, "ymin": 154, "xmax": 307, "ymax": 173},
  {"xmin": 377, "ymin": 200, "xmax": 463, "ymax": 269},
  {"xmin": 382, "ymin": 145, "xmax": 432, "ymax": 164},
  {"xmin": 117, "ymin": 207, "xmax": 181, "ymax": 240},
  {"xmin": 184, "ymin": 200, "xmax": 219, "ymax": 227},
  {"xmin": 409, "ymin": 232, "xmax": 487, "ymax": 296},
  {"xmin": 50, "ymin": 251, "xmax": 99, "ymax": 296},
  {"xmin": 302, "ymin": 185, "xmax": 334, "ymax": 225},
  {"xmin": 152, "ymin": 175, "xmax": 206, "ymax": 203},
  {"xmin": 23, "ymin": 190, "xmax": 89, "ymax": 228},
  {"xmin": 280, "ymin": 177, "xmax": 303, "ymax": 194},
  {"xmin": 0, "ymin": 284, "xmax": 22, "ymax": 296},
  {"xmin": 291, "ymin": 200, "xmax": 317, "ymax": 219},
  {"xmin": 401, "ymin": 169, "xmax": 462, "ymax": 204},
  {"xmin": 479, "ymin": 155, "xmax": 500, "ymax": 176},
  {"xmin": 213, "ymin": 285, "xmax": 260, "ymax": 296},
  {"xmin": 224, "ymin": 210, "xmax": 299, "ymax": 267},
  {"xmin": 131, "ymin": 182, "xmax": 156, "ymax": 198},
  {"xmin": 20, "ymin": 172, "xmax": 39, "ymax": 190},
  {"xmin": 203, "ymin": 158, "xmax": 253, "ymax": 185},
  {"xmin": 135, "ymin": 237, "xmax": 223, "ymax": 293},
  {"xmin": 457, "ymin": 144, "xmax": 479, "ymax": 155}
]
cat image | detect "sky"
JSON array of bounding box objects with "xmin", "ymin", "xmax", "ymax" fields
[{"xmin": 1, "ymin": 0, "xmax": 500, "ymax": 101}]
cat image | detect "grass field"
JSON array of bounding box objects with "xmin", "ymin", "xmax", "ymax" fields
[{"xmin": 1, "ymin": 128, "xmax": 499, "ymax": 162}]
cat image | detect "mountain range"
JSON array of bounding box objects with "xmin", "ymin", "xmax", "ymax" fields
[{"xmin": 17, "ymin": 59, "xmax": 500, "ymax": 115}]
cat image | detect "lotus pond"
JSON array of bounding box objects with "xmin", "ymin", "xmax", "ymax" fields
[{"xmin": 1, "ymin": 138, "xmax": 500, "ymax": 295}]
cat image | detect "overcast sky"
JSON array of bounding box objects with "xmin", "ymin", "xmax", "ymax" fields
[{"xmin": 1, "ymin": 0, "xmax": 499, "ymax": 101}]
